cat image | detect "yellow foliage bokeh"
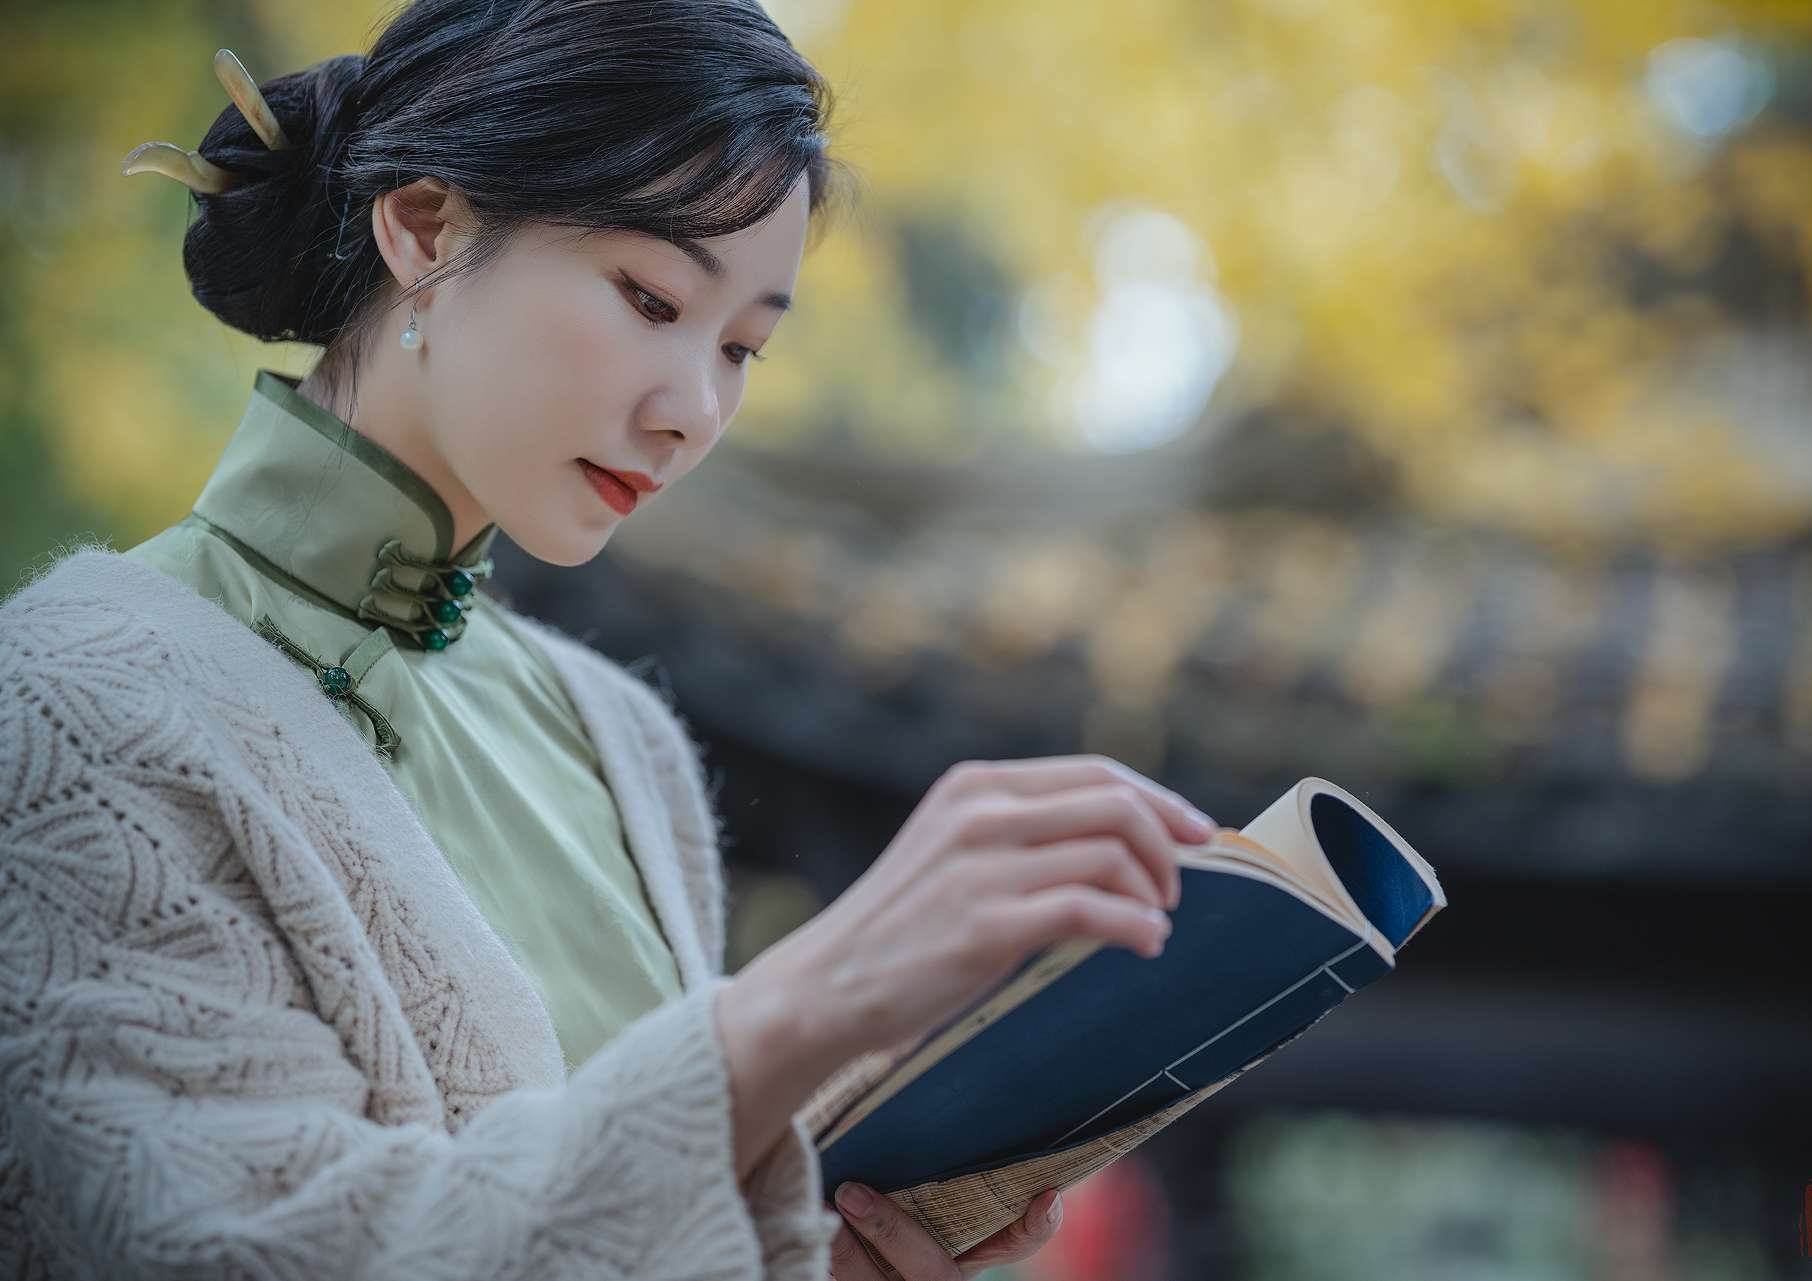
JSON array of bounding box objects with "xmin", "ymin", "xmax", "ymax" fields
[{"xmin": 4, "ymin": 0, "xmax": 1809, "ymax": 556}]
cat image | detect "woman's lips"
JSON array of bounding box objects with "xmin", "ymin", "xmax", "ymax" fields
[{"xmin": 577, "ymin": 459, "xmax": 638, "ymax": 515}]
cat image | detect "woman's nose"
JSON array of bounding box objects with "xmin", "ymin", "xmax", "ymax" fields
[{"xmin": 646, "ymin": 357, "xmax": 721, "ymax": 446}]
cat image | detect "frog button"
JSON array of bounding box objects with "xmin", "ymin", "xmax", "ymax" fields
[
  {"xmin": 318, "ymin": 665, "xmax": 352, "ymax": 697},
  {"xmin": 442, "ymin": 568, "xmax": 474, "ymax": 598},
  {"xmin": 431, "ymin": 598, "xmax": 462, "ymax": 625}
]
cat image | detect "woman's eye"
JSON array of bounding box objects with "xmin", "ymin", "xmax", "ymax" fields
[
  {"xmin": 621, "ymin": 273, "xmax": 765, "ymax": 368},
  {"xmin": 624, "ymin": 279, "xmax": 677, "ymax": 324}
]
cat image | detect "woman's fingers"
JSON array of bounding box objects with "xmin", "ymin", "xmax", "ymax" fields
[
  {"xmin": 983, "ymin": 882, "xmax": 1174, "ymax": 961},
  {"xmin": 941, "ymin": 755, "xmax": 1217, "ymax": 847},
  {"xmin": 796, "ymin": 752, "xmax": 1215, "ymax": 1069},
  {"xmin": 954, "ymin": 781, "xmax": 1194, "ymax": 911},
  {"xmin": 828, "ymin": 1182, "xmax": 964, "ymax": 1280},
  {"xmin": 970, "ymin": 836, "xmax": 1174, "ymax": 914},
  {"xmin": 824, "ymin": 1180, "xmax": 1068, "ymax": 1279},
  {"xmin": 951, "ymin": 1188, "xmax": 1065, "ymax": 1277},
  {"xmin": 825, "ymin": 1214, "xmax": 892, "ymax": 1281}
]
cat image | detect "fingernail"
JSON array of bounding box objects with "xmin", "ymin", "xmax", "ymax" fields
[
  {"xmin": 1185, "ymin": 808, "xmax": 1217, "ymax": 839},
  {"xmin": 1046, "ymin": 1192, "xmax": 1063, "ymax": 1225},
  {"xmin": 837, "ymin": 1182, "xmax": 873, "ymax": 1215},
  {"xmin": 1146, "ymin": 907, "xmax": 1172, "ymax": 933}
]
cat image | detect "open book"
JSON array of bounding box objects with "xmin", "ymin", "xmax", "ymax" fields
[{"xmin": 799, "ymin": 777, "xmax": 1445, "ymax": 1276}]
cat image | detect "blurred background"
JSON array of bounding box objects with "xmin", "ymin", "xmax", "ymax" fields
[{"xmin": 4, "ymin": 0, "xmax": 1811, "ymax": 1277}]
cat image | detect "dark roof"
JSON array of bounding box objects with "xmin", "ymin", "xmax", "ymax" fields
[{"xmin": 496, "ymin": 435, "xmax": 1812, "ymax": 885}]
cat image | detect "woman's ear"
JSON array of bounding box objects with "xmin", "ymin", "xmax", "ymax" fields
[{"xmin": 369, "ymin": 177, "xmax": 471, "ymax": 295}]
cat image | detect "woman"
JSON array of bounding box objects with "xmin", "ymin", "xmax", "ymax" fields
[{"xmin": 0, "ymin": 2, "xmax": 1216, "ymax": 1277}]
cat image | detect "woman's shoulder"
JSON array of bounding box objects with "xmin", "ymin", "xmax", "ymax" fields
[
  {"xmin": 1, "ymin": 546, "xmax": 265, "ymax": 818},
  {"xmin": 6, "ymin": 523, "xmax": 256, "ymax": 639},
  {"xmin": 121, "ymin": 514, "xmax": 256, "ymax": 611},
  {"xmin": 3, "ymin": 541, "xmax": 184, "ymax": 642},
  {"xmin": 1, "ymin": 542, "xmax": 328, "ymax": 751},
  {"xmin": 1, "ymin": 543, "xmax": 452, "ymax": 861}
]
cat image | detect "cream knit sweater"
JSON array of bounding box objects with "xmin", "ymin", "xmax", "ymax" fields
[{"xmin": 0, "ymin": 546, "xmax": 845, "ymax": 1279}]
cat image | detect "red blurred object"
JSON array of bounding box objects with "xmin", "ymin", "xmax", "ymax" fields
[
  {"xmin": 1589, "ymin": 1140, "xmax": 1674, "ymax": 1281},
  {"xmin": 1799, "ymin": 1179, "xmax": 1810, "ymax": 1258},
  {"xmin": 1018, "ymin": 1154, "xmax": 1171, "ymax": 1281}
]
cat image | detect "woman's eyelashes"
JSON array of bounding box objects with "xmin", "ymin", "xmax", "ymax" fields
[
  {"xmin": 619, "ymin": 273, "xmax": 676, "ymax": 324},
  {"xmin": 617, "ymin": 272, "xmax": 766, "ymax": 367}
]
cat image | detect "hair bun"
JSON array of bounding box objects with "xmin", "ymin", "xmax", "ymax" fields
[{"xmin": 182, "ymin": 52, "xmax": 371, "ymax": 345}]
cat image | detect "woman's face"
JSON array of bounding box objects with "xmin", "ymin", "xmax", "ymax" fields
[{"xmin": 367, "ymin": 172, "xmax": 810, "ymax": 566}]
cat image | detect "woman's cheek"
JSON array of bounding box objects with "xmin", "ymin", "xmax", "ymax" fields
[{"xmin": 535, "ymin": 276, "xmax": 624, "ymax": 371}]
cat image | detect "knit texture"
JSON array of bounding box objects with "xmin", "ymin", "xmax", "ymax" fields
[{"xmin": 0, "ymin": 545, "xmax": 844, "ymax": 1279}]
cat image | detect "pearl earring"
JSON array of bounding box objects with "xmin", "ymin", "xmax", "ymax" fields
[{"xmin": 399, "ymin": 276, "xmax": 423, "ymax": 350}]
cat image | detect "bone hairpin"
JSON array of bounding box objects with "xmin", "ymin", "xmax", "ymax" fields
[
  {"xmin": 121, "ymin": 48, "xmax": 291, "ymax": 194},
  {"xmin": 211, "ymin": 48, "xmax": 294, "ymax": 152}
]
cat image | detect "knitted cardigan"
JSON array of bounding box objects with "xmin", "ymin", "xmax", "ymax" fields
[{"xmin": 0, "ymin": 545, "xmax": 845, "ymax": 1279}]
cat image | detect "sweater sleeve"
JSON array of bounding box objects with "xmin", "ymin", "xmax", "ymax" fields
[
  {"xmin": 598, "ymin": 645, "xmax": 846, "ymax": 1277},
  {"xmin": 489, "ymin": 602, "xmax": 853, "ymax": 1275},
  {"xmin": 0, "ymin": 850, "xmax": 819, "ymax": 1279},
  {"xmin": 0, "ymin": 604, "xmax": 841, "ymax": 1280}
]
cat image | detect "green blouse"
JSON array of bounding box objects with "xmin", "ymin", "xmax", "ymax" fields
[{"xmin": 125, "ymin": 368, "xmax": 684, "ymax": 1070}]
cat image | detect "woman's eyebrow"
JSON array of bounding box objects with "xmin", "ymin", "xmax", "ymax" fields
[{"xmin": 668, "ymin": 235, "xmax": 792, "ymax": 312}]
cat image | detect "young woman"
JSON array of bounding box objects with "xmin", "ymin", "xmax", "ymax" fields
[{"xmin": 0, "ymin": 2, "xmax": 1216, "ymax": 1276}]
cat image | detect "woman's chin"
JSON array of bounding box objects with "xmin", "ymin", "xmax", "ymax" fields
[{"xmin": 506, "ymin": 517, "xmax": 614, "ymax": 568}]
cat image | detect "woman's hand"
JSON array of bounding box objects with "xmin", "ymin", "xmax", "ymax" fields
[
  {"xmin": 826, "ymin": 1181, "xmax": 1065, "ymax": 1279},
  {"xmin": 715, "ymin": 754, "xmax": 1217, "ymax": 1189},
  {"xmin": 762, "ymin": 753, "xmax": 1218, "ymax": 1061}
]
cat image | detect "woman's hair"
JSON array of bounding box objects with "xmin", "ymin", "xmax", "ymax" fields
[{"xmin": 181, "ymin": 0, "xmax": 854, "ymax": 411}]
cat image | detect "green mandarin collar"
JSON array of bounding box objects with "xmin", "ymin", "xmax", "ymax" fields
[{"xmin": 190, "ymin": 369, "xmax": 500, "ymax": 652}]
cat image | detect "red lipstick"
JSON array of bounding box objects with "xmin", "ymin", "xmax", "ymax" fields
[{"xmin": 578, "ymin": 459, "xmax": 643, "ymax": 515}]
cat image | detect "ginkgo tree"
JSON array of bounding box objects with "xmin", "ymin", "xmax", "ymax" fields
[{"xmin": 2, "ymin": 0, "xmax": 1809, "ymax": 579}]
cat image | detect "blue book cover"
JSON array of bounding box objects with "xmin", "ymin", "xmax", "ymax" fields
[{"xmin": 805, "ymin": 777, "xmax": 1446, "ymax": 1257}]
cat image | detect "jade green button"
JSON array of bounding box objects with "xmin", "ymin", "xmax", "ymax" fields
[
  {"xmin": 431, "ymin": 599, "xmax": 462, "ymax": 624},
  {"xmin": 318, "ymin": 665, "xmax": 351, "ymax": 696},
  {"xmin": 423, "ymin": 628, "xmax": 450, "ymax": 651},
  {"xmin": 443, "ymin": 569, "xmax": 474, "ymax": 598}
]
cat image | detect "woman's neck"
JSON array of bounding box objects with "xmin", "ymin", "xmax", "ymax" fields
[{"xmin": 299, "ymin": 353, "xmax": 492, "ymax": 554}]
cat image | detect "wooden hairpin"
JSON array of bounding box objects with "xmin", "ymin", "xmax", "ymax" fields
[{"xmin": 121, "ymin": 48, "xmax": 292, "ymax": 194}]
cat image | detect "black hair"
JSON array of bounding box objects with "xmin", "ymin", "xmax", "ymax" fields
[{"xmin": 181, "ymin": 0, "xmax": 854, "ymax": 412}]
